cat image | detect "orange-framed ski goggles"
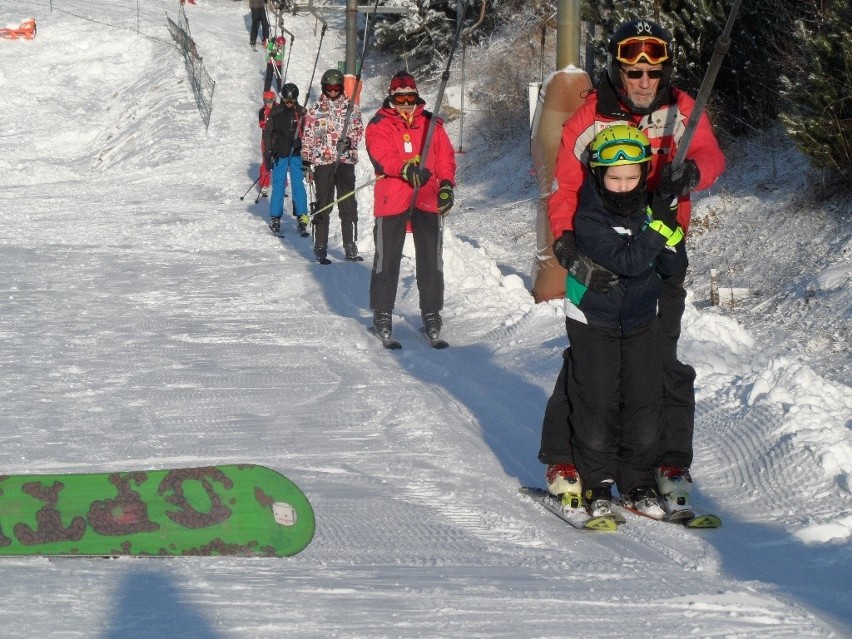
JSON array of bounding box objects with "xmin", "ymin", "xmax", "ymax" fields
[
  {"xmin": 615, "ymin": 36, "xmax": 670, "ymax": 66},
  {"xmin": 390, "ymin": 92, "xmax": 418, "ymax": 106}
]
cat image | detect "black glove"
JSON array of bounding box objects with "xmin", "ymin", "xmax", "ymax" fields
[
  {"xmin": 264, "ymin": 153, "xmax": 274, "ymax": 170},
  {"xmin": 570, "ymin": 254, "xmax": 619, "ymax": 294},
  {"xmin": 552, "ymin": 231, "xmax": 577, "ymax": 270},
  {"xmin": 650, "ymin": 191, "xmax": 678, "ymax": 229},
  {"xmin": 401, "ymin": 159, "xmax": 431, "ymax": 188},
  {"xmin": 301, "ymin": 159, "xmax": 312, "ymax": 175},
  {"xmin": 336, "ymin": 138, "xmax": 352, "ymax": 155},
  {"xmin": 437, "ymin": 180, "xmax": 454, "ymax": 215},
  {"xmin": 658, "ymin": 160, "xmax": 700, "ymax": 197}
]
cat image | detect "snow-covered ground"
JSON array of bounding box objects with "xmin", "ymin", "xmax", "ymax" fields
[{"xmin": 1, "ymin": 2, "xmax": 850, "ymax": 637}]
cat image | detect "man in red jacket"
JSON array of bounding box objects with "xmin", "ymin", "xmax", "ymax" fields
[
  {"xmin": 540, "ymin": 19, "xmax": 726, "ymax": 516},
  {"xmin": 365, "ymin": 71, "xmax": 457, "ymax": 344}
]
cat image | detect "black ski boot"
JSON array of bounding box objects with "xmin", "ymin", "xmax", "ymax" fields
[
  {"xmin": 421, "ymin": 311, "xmax": 448, "ymax": 349},
  {"xmin": 373, "ymin": 311, "xmax": 392, "ymax": 340},
  {"xmin": 269, "ymin": 217, "xmax": 281, "ymax": 235},
  {"xmin": 344, "ymin": 242, "xmax": 363, "ymax": 262},
  {"xmin": 369, "ymin": 311, "xmax": 401, "ymax": 349},
  {"xmin": 314, "ymin": 243, "xmax": 331, "ymax": 265}
]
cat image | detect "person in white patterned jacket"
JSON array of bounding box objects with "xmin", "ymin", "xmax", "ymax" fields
[{"xmin": 301, "ymin": 68, "xmax": 364, "ymax": 264}]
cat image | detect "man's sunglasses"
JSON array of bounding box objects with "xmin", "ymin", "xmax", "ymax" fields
[
  {"xmin": 390, "ymin": 92, "xmax": 418, "ymax": 106},
  {"xmin": 622, "ymin": 68, "xmax": 665, "ymax": 80},
  {"xmin": 615, "ymin": 37, "xmax": 669, "ymax": 66},
  {"xmin": 323, "ymin": 83, "xmax": 343, "ymax": 93}
]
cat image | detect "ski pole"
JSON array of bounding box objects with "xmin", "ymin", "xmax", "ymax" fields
[
  {"xmin": 671, "ymin": 0, "xmax": 744, "ymax": 172},
  {"xmin": 320, "ymin": 0, "xmax": 381, "ymax": 214},
  {"xmin": 303, "ymin": 22, "xmax": 327, "ymax": 108},
  {"xmin": 310, "ymin": 176, "xmax": 382, "ymax": 219},
  {"xmin": 332, "ymin": 0, "xmax": 381, "ymax": 167},
  {"xmin": 239, "ymin": 176, "xmax": 261, "ymax": 201},
  {"xmin": 405, "ymin": 0, "xmax": 469, "ymax": 218}
]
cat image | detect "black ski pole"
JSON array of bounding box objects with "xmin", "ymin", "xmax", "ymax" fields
[
  {"xmin": 303, "ymin": 22, "xmax": 327, "ymax": 108},
  {"xmin": 405, "ymin": 0, "xmax": 469, "ymax": 218},
  {"xmin": 333, "ymin": 0, "xmax": 381, "ymax": 168},
  {"xmin": 240, "ymin": 176, "xmax": 261, "ymax": 201},
  {"xmin": 319, "ymin": 0, "xmax": 381, "ymax": 220},
  {"xmin": 671, "ymin": 0, "xmax": 744, "ymax": 172}
]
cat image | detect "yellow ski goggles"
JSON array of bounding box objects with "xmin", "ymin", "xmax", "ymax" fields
[{"xmin": 590, "ymin": 139, "xmax": 651, "ymax": 167}]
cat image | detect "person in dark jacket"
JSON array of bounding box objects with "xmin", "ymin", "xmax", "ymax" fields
[
  {"xmin": 248, "ymin": 0, "xmax": 269, "ymax": 51},
  {"xmin": 364, "ymin": 71, "xmax": 456, "ymax": 343},
  {"xmin": 544, "ymin": 124, "xmax": 686, "ymax": 520},
  {"xmin": 542, "ymin": 19, "xmax": 725, "ymax": 517},
  {"xmin": 263, "ymin": 83, "xmax": 309, "ymax": 235}
]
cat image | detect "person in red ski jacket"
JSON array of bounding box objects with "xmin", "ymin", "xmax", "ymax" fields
[
  {"xmin": 364, "ymin": 71, "xmax": 456, "ymax": 343},
  {"xmin": 540, "ymin": 19, "xmax": 726, "ymax": 517},
  {"xmin": 257, "ymin": 90, "xmax": 276, "ymax": 197}
]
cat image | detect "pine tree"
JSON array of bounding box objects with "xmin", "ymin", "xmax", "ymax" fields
[
  {"xmin": 372, "ymin": 1, "xmax": 465, "ymax": 74},
  {"xmin": 777, "ymin": 0, "xmax": 851, "ymax": 187}
]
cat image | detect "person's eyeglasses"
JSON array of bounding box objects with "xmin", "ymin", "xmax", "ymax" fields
[
  {"xmin": 622, "ymin": 68, "xmax": 665, "ymax": 80},
  {"xmin": 323, "ymin": 83, "xmax": 343, "ymax": 94},
  {"xmin": 615, "ymin": 36, "xmax": 669, "ymax": 66},
  {"xmin": 591, "ymin": 139, "xmax": 651, "ymax": 165},
  {"xmin": 390, "ymin": 92, "xmax": 418, "ymax": 106},
  {"xmin": 282, "ymin": 99, "xmax": 295, "ymax": 105},
  {"xmin": 263, "ymin": 98, "xmax": 274, "ymax": 104}
]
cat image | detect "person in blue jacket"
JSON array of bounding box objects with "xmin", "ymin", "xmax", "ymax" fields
[{"xmin": 549, "ymin": 124, "xmax": 687, "ymax": 520}]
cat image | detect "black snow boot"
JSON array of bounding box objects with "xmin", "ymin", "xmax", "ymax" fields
[
  {"xmin": 373, "ymin": 311, "xmax": 392, "ymax": 340},
  {"xmin": 422, "ymin": 311, "xmax": 442, "ymax": 340}
]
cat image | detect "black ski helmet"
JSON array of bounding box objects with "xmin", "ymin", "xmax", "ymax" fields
[
  {"xmin": 320, "ymin": 68, "xmax": 344, "ymax": 96},
  {"xmin": 607, "ymin": 19, "xmax": 674, "ymax": 111},
  {"xmin": 281, "ymin": 82, "xmax": 299, "ymax": 101}
]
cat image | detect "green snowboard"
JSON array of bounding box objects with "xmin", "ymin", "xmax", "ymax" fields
[{"xmin": 0, "ymin": 464, "xmax": 314, "ymax": 557}]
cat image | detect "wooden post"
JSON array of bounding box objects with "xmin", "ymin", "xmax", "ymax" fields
[{"xmin": 710, "ymin": 269, "xmax": 720, "ymax": 306}]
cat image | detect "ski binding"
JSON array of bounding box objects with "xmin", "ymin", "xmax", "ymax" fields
[
  {"xmin": 520, "ymin": 487, "xmax": 623, "ymax": 531},
  {"xmin": 420, "ymin": 327, "xmax": 449, "ymax": 349},
  {"xmin": 368, "ymin": 326, "xmax": 401, "ymax": 350}
]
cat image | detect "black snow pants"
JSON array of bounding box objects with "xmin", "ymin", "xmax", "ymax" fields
[
  {"xmin": 539, "ymin": 318, "xmax": 664, "ymax": 495},
  {"xmin": 369, "ymin": 209, "xmax": 444, "ymax": 314},
  {"xmin": 538, "ymin": 279, "xmax": 696, "ymax": 472},
  {"xmin": 312, "ymin": 163, "xmax": 358, "ymax": 250}
]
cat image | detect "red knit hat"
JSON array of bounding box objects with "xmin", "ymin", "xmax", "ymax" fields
[{"xmin": 389, "ymin": 71, "xmax": 417, "ymax": 94}]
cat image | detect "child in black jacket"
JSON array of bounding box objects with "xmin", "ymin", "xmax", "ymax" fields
[{"xmin": 555, "ymin": 124, "xmax": 686, "ymax": 519}]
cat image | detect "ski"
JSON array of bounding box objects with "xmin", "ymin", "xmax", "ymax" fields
[
  {"xmin": 615, "ymin": 503, "xmax": 722, "ymax": 529},
  {"xmin": 520, "ymin": 487, "xmax": 623, "ymax": 531},
  {"xmin": 345, "ymin": 255, "xmax": 365, "ymax": 262},
  {"xmin": 420, "ymin": 327, "xmax": 449, "ymax": 349},
  {"xmin": 368, "ymin": 326, "xmax": 401, "ymax": 350}
]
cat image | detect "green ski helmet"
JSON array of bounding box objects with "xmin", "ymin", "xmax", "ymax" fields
[{"xmin": 320, "ymin": 68, "xmax": 344, "ymax": 98}]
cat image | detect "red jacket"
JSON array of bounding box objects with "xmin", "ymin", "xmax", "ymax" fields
[
  {"xmin": 548, "ymin": 84, "xmax": 725, "ymax": 238},
  {"xmin": 365, "ymin": 101, "xmax": 456, "ymax": 216},
  {"xmin": 258, "ymin": 105, "xmax": 272, "ymax": 129}
]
